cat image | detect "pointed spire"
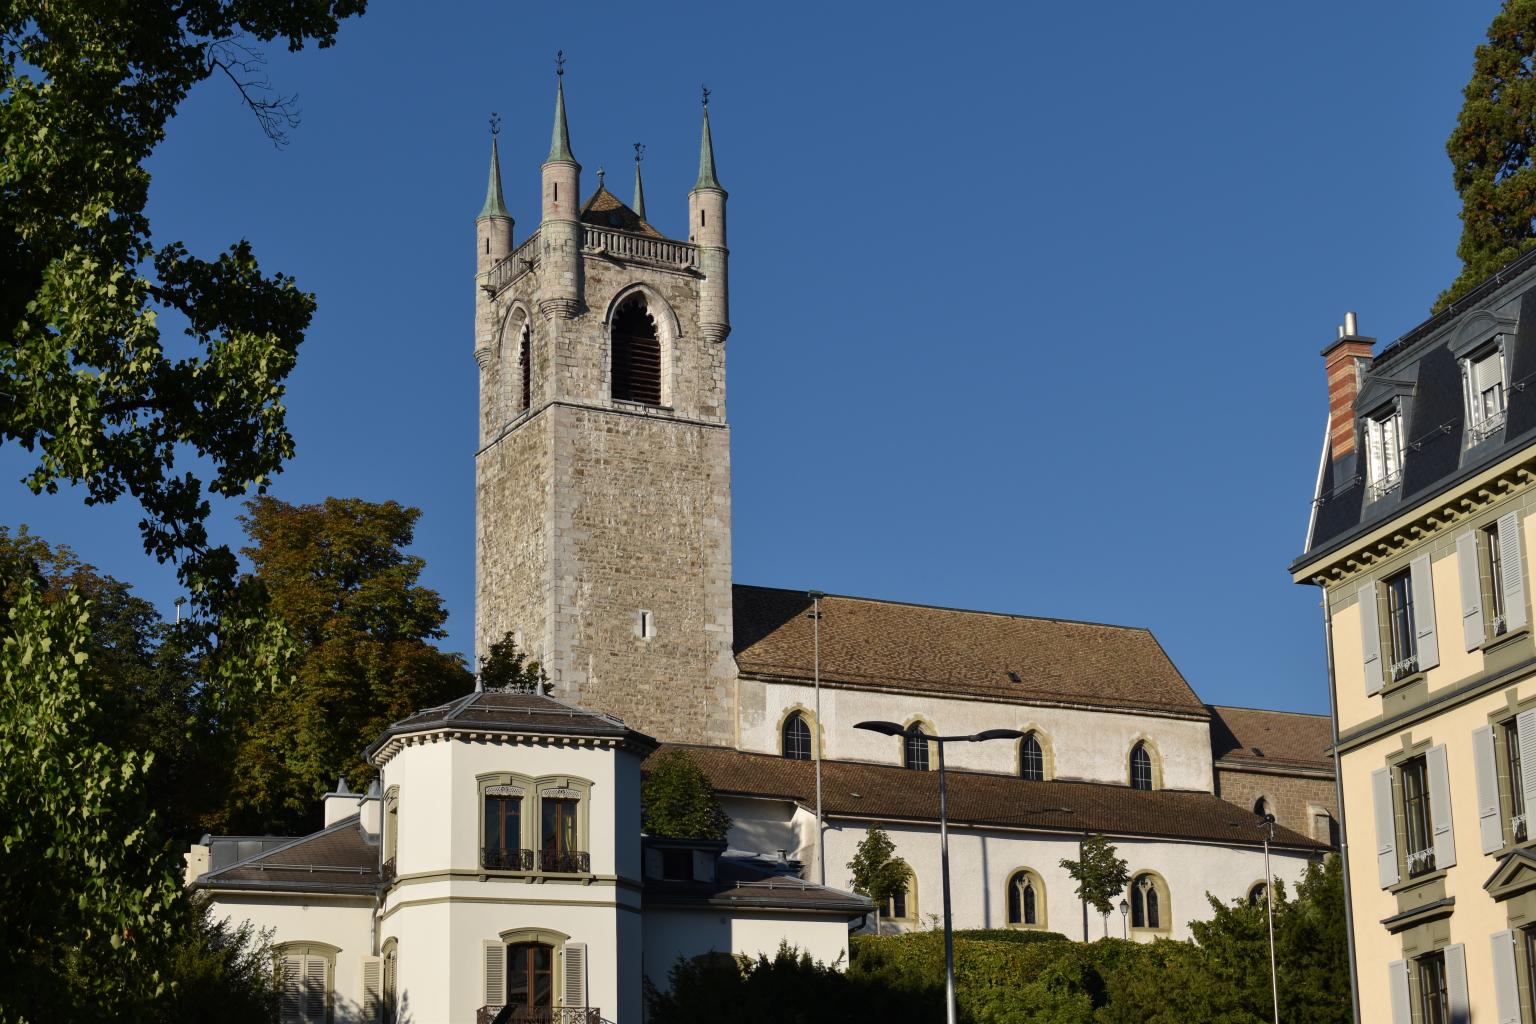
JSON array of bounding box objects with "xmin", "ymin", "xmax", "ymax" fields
[
  {"xmin": 632, "ymin": 143, "xmax": 647, "ymax": 220},
  {"xmin": 693, "ymin": 86, "xmax": 722, "ymax": 191},
  {"xmin": 547, "ymin": 53, "xmax": 576, "ymax": 164},
  {"xmin": 478, "ymin": 124, "xmax": 511, "ymax": 221}
]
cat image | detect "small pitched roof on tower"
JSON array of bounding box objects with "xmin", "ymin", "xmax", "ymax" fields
[
  {"xmin": 547, "ymin": 78, "xmax": 576, "ymax": 165},
  {"xmin": 477, "ymin": 136, "xmax": 512, "ymax": 221},
  {"xmin": 693, "ymin": 96, "xmax": 723, "ymax": 192},
  {"xmin": 580, "ymin": 184, "xmax": 665, "ymax": 238}
]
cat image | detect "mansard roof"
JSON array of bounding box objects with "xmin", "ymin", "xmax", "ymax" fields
[
  {"xmin": 580, "ymin": 185, "xmax": 664, "ymax": 239},
  {"xmin": 731, "ymin": 585, "xmax": 1208, "ymax": 718},
  {"xmin": 364, "ymin": 689, "xmax": 657, "ymax": 762},
  {"xmin": 1298, "ymin": 248, "xmax": 1536, "ymax": 568},
  {"xmin": 191, "ymin": 816, "xmax": 380, "ymax": 895},
  {"xmin": 1208, "ymin": 705, "xmax": 1333, "ymax": 772},
  {"xmin": 669, "ymin": 745, "xmax": 1324, "ymax": 851}
]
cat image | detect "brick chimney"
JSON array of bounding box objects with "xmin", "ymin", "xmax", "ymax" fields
[{"xmin": 1320, "ymin": 312, "xmax": 1375, "ymax": 460}]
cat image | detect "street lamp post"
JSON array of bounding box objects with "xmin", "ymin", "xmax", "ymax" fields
[
  {"xmin": 855, "ymin": 720, "xmax": 1025, "ymax": 1024},
  {"xmin": 1119, "ymin": 898, "xmax": 1128, "ymax": 939},
  {"xmin": 1260, "ymin": 813, "xmax": 1279, "ymax": 1024}
]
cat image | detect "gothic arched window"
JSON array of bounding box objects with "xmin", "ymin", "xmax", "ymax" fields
[
  {"xmin": 782, "ymin": 712, "xmax": 812, "ymax": 761},
  {"xmin": 903, "ymin": 725, "xmax": 931, "ymax": 771},
  {"xmin": 519, "ymin": 325, "xmax": 532, "ymax": 411},
  {"xmin": 611, "ymin": 295, "xmax": 661, "ymax": 406},
  {"xmin": 1129, "ymin": 742, "xmax": 1153, "ymax": 791},
  {"xmin": 1130, "ymin": 873, "xmax": 1166, "ymax": 930},
  {"xmin": 1006, "ymin": 869, "xmax": 1043, "ymax": 927},
  {"xmin": 1253, "ymin": 796, "xmax": 1271, "ymax": 819},
  {"xmin": 1020, "ymin": 732, "xmax": 1044, "ymax": 781}
]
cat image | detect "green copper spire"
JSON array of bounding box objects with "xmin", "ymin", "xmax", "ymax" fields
[
  {"xmin": 632, "ymin": 143, "xmax": 647, "ymax": 220},
  {"xmin": 477, "ymin": 133, "xmax": 511, "ymax": 221},
  {"xmin": 547, "ymin": 74, "xmax": 575, "ymax": 164},
  {"xmin": 693, "ymin": 88, "xmax": 722, "ymax": 192}
]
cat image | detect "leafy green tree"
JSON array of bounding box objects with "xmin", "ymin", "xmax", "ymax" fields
[
  {"xmin": 846, "ymin": 824, "xmax": 910, "ymax": 935},
  {"xmin": 642, "ymin": 750, "xmax": 732, "ymax": 840},
  {"xmin": 1440, "ymin": 0, "xmax": 1536, "ymax": 310},
  {"xmin": 1060, "ymin": 834, "xmax": 1130, "ymax": 938},
  {"xmin": 154, "ymin": 897, "xmax": 280, "ymax": 1024},
  {"xmin": 479, "ymin": 630, "xmax": 550, "ymax": 692},
  {"xmin": 221, "ymin": 496, "xmax": 470, "ymax": 834}
]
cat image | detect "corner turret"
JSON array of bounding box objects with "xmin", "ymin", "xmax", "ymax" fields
[
  {"xmin": 540, "ymin": 56, "xmax": 583, "ymax": 320},
  {"xmin": 476, "ymin": 129, "xmax": 514, "ymax": 277},
  {"xmin": 688, "ymin": 89, "xmax": 729, "ymax": 344}
]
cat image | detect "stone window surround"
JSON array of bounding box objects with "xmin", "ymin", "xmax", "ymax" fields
[
  {"xmin": 1490, "ymin": 869, "xmax": 1536, "ymax": 1021},
  {"xmin": 1246, "ymin": 879, "xmax": 1270, "ymax": 905},
  {"xmin": 485, "ymin": 926, "xmax": 575, "ymax": 1010},
  {"xmin": 1488, "ymin": 690, "xmax": 1536, "ymax": 856},
  {"xmin": 1004, "ymin": 867, "xmax": 1047, "ymax": 929},
  {"xmin": 901, "ymin": 715, "xmax": 938, "ymax": 772},
  {"xmin": 1125, "ymin": 735, "xmax": 1164, "ymax": 791},
  {"xmin": 1016, "ymin": 726, "xmax": 1055, "ymax": 782},
  {"xmin": 274, "ymin": 940, "xmax": 339, "ymax": 1024},
  {"xmin": 493, "ymin": 299, "xmax": 537, "ymax": 430},
  {"xmin": 601, "ymin": 283, "xmax": 680, "ymax": 412},
  {"xmin": 1385, "ymin": 735, "xmax": 1443, "ymax": 895},
  {"xmin": 382, "ymin": 785, "xmax": 399, "ymax": 866},
  {"xmin": 776, "ymin": 704, "xmax": 823, "ymax": 760},
  {"xmin": 1463, "ymin": 508, "xmax": 1531, "ymax": 653},
  {"xmin": 1128, "ymin": 870, "xmax": 1171, "ymax": 934},
  {"xmin": 886, "ymin": 867, "xmax": 918, "ymax": 922},
  {"xmin": 475, "ymin": 772, "xmax": 595, "ymax": 877}
]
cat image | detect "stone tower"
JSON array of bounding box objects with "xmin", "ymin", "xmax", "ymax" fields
[{"xmin": 473, "ymin": 76, "xmax": 735, "ymax": 745}]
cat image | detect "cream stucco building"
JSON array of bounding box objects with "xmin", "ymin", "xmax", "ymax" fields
[{"xmin": 1294, "ymin": 280, "xmax": 1536, "ymax": 1023}]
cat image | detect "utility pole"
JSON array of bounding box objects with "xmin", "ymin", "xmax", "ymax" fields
[
  {"xmin": 1262, "ymin": 813, "xmax": 1280, "ymax": 1024},
  {"xmin": 810, "ymin": 591, "xmax": 825, "ymax": 886}
]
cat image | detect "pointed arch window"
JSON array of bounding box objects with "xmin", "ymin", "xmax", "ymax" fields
[
  {"xmin": 903, "ymin": 725, "xmax": 931, "ymax": 771},
  {"xmin": 1129, "ymin": 742, "xmax": 1153, "ymax": 791},
  {"xmin": 611, "ymin": 295, "xmax": 661, "ymax": 406},
  {"xmin": 1020, "ymin": 732, "xmax": 1044, "ymax": 781},
  {"xmin": 1253, "ymin": 796, "xmax": 1271, "ymax": 819},
  {"xmin": 1130, "ymin": 873, "xmax": 1167, "ymax": 930},
  {"xmin": 1006, "ymin": 869, "xmax": 1044, "ymax": 927},
  {"xmin": 782, "ymin": 712, "xmax": 812, "ymax": 761},
  {"xmin": 519, "ymin": 325, "xmax": 532, "ymax": 411}
]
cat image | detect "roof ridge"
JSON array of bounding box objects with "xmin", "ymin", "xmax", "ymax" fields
[
  {"xmin": 732, "ymin": 582, "xmax": 1154, "ymax": 633},
  {"xmin": 1210, "ymin": 703, "xmax": 1330, "ymax": 719}
]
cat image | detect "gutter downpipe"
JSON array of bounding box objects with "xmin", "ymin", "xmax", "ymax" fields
[{"xmin": 1322, "ymin": 594, "xmax": 1362, "ymax": 1024}]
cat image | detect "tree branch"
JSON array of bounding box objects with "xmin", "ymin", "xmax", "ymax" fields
[{"xmin": 205, "ymin": 38, "xmax": 300, "ymax": 148}]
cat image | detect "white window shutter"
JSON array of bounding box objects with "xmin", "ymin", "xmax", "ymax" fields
[
  {"xmin": 1474, "ymin": 726, "xmax": 1505, "ymax": 853},
  {"xmin": 1457, "ymin": 532, "xmax": 1485, "ymax": 650},
  {"xmin": 1427, "ymin": 744, "xmax": 1457, "ymax": 870},
  {"xmin": 302, "ymin": 955, "xmax": 327, "ymax": 1024},
  {"xmin": 483, "ymin": 941, "xmax": 505, "ymax": 1008},
  {"xmin": 280, "ymin": 955, "xmax": 304, "ymax": 1024},
  {"xmin": 1359, "ymin": 581, "xmax": 1384, "ymax": 696},
  {"xmin": 1519, "ymin": 710, "xmax": 1536, "ymax": 815},
  {"xmin": 1373, "ymin": 767, "xmax": 1399, "ymax": 888},
  {"xmin": 1499, "ymin": 511, "xmax": 1528, "ymax": 632},
  {"xmin": 361, "ymin": 956, "xmax": 382, "ymax": 1023},
  {"xmin": 1388, "ymin": 960, "xmax": 1412, "ymax": 1024},
  {"xmin": 563, "ymin": 942, "xmax": 588, "ymax": 1008},
  {"xmin": 1411, "ymin": 555, "xmax": 1440, "ymax": 672},
  {"xmin": 1492, "ymin": 929, "xmax": 1521, "ymax": 1024},
  {"xmin": 1445, "ymin": 943, "xmax": 1469, "ymax": 1024}
]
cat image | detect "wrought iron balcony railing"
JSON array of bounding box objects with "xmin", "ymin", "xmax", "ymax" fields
[
  {"xmin": 539, "ymin": 849, "xmax": 591, "ymax": 874},
  {"xmin": 1470, "ymin": 409, "xmax": 1507, "ymax": 446},
  {"xmin": 482, "ymin": 848, "xmax": 536, "ymax": 871},
  {"xmin": 477, "ymin": 1006, "xmax": 601, "ymax": 1024},
  {"xmin": 1406, "ymin": 846, "xmax": 1436, "ymax": 878},
  {"xmin": 381, "ymin": 857, "xmax": 396, "ymax": 884},
  {"xmin": 1513, "ymin": 813, "xmax": 1528, "ymax": 844}
]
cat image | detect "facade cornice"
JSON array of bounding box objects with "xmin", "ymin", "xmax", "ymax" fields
[{"xmin": 370, "ymin": 727, "xmax": 649, "ymax": 768}]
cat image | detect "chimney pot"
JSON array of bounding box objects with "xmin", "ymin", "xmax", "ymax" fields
[{"xmin": 1344, "ymin": 311, "xmax": 1359, "ymax": 336}]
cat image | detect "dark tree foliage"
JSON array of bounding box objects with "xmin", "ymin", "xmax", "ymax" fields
[
  {"xmin": 479, "ymin": 630, "xmax": 551, "ymax": 692},
  {"xmin": 641, "ymin": 749, "xmax": 732, "ymax": 840},
  {"xmin": 221, "ymin": 496, "xmax": 471, "ymax": 834},
  {"xmin": 1441, "ymin": 0, "xmax": 1536, "ymax": 310},
  {"xmin": 153, "ymin": 897, "xmax": 281, "ymax": 1024}
]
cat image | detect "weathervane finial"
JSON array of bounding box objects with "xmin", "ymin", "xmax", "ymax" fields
[
  {"xmin": 555, "ymin": 50, "xmax": 566, "ymax": 77},
  {"xmin": 701, "ymin": 84, "xmax": 710, "ymax": 108},
  {"xmin": 489, "ymin": 111, "xmax": 501, "ymax": 137},
  {"xmin": 633, "ymin": 142, "xmax": 645, "ymax": 164},
  {"xmin": 597, "ymin": 165, "xmax": 605, "ymax": 188}
]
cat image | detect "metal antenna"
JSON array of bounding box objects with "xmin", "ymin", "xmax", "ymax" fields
[
  {"xmin": 701, "ymin": 84, "xmax": 710, "ymax": 108},
  {"xmin": 489, "ymin": 111, "xmax": 501, "ymax": 137},
  {"xmin": 633, "ymin": 142, "xmax": 645, "ymax": 164},
  {"xmin": 555, "ymin": 50, "xmax": 566, "ymax": 77}
]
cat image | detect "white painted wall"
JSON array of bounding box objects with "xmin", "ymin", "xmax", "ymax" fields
[
  {"xmin": 641, "ymin": 909, "xmax": 852, "ymax": 991},
  {"xmin": 205, "ymin": 895, "xmax": 374, "ymax": 1022},
  {"xmin": 738, "ymin": 678, "xmax": 1215, "ymax": 792}
]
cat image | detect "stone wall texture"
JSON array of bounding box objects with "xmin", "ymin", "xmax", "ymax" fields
[{"xmin": 1215, "ymin": 766, "xmax": 1339, "ymax": 845}]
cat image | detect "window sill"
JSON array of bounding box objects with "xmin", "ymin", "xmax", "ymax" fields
[
  {"xmin": 1389, "ymin": 868, "xmax": 1446, "ymax": 896},
  {"xmin": 1480, "ymin": 625, "xmax": 1530, "ymax": 654},
  {"xmin": 1381, "ymin": 669, "xmax": 1426, "ymax": 697}
]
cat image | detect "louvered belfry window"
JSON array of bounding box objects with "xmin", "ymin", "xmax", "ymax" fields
[
  {"xmin": 519, "ymin": 326, "xmax": 532, "ymax": 411},
  {"xmin": 611, "ymin": 295, "xmax": 662, "ymax": 406}
]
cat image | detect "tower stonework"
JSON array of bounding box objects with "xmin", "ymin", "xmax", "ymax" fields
[{"xmin": 473, "ymin": 82, "xmax": 735, "ymax": 745}]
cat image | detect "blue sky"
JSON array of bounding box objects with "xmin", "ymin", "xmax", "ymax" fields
[{"xmin": 0, "ymin": 2, "xmax": 1504, "ymax": 715}]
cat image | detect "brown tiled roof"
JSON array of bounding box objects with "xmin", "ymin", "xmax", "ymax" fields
[
  {"xmin": 193, "ymin": 817, "xmax": 380, "ymax": 894},
  {"xmin": 732, "ymin": 585, "xmax": 1207, "ymax": 718},
  {"xmin": 667, "ymin": 745, "xmax": 1323, "ymax": 851},
  {"xmin": 646, "ymin": 856, "xmax": 871, "ymax": 914},
  {"xmin": 579, "ymin": 186, "xmax": 664, "ymax": 238},
  {"xmin": 364, "ymin": 690, "xmax": 656, "ymax": 761},
  {"xmin": 1209, "ymin": 706, "xmax": 1334, "ymax": 771}
]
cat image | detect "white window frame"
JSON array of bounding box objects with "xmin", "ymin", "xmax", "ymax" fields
[
  {"xmin": 1365, "ymin": 402, "xmax": 1405, "ymax": 500},
  {"xmin": 1463, "ymin": 342, "xmax": 1508, "ymax": 446}
]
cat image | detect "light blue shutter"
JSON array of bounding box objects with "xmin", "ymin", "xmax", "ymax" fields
[
  {"xmin": 1474, "ymin": 726, "xmax": 1505, "ymax": 853},
  {"xmin": 1492, "ymin": 930, "xmax": 1520, "ymax": 1024},
  {"xmin": 1427, "ymin": 744, "xmax": 1457, "ymax": 870},
  {"xmin": 1373, "ymin": 767, "xmax": 1399, "ymax": 887},
  {"xmin": 1445, "ymin": 943, "xmax": 1469, "ymax": 1024},
  {"xmin": 1499, "ymin": 511, "xmax": 1528, "ymax": 632},
  {"xmin": 1388, "ymin": 960, "xmax": 1411, "ymax": 1024},
  {"xmin": 1458, "ymin": 532, "xmax": 1485, "ymax": 650},
  {"xmin": 1411, "ymin": 555, "xmax": 1439, "ymax": 672},
  {"xmin": 1359, "ymin": 581, "xmax": 1383, "ymax": 696}
]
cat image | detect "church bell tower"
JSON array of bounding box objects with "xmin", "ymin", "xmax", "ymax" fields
[{"xmin": 472, "ymin": 70, "xmax": 735, "ymax": 745}]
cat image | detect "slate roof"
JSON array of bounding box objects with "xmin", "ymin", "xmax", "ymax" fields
[
  {"xmin": 732, "ymin": 585, "xmax": 1208, "ymax": 718},
  {"xmin": 580, "ymin": 186, "xmax": 664, "ymax": 238},
  {"xmin": 1298, "ymin": 249, "xmax": 1536, "ymax": 565},
  {"xmin": 1208, "ymin": 705, "xmax": 1334, "ymax": 772},
  {"xmin": 364, "ymin": 689, "xmax": 655, "ymax": 761},
  {"xmin": 192, "ymin": 816, "xmax": 380, "ymax": 895},
  {"xmin": 645, "ymin": 855, "xmax": 871, "ymax": 914},
  {"xmin": 667, "ymin": 745, "xmax": 1323, "ymax": 851}
]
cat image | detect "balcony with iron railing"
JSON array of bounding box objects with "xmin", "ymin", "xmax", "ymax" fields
[
  {"xmin": 1470, "ymin": 409, "xmax": 1507, "ymax": 446},
  {"xmin": 1514, "ymin": 813, "xmax": 1529, "ymax": 844},
  {"xmin": 1406, "ymin": 846, "xmax": 1436, "ymax": 878},
  {"xmin": 539, "ymin": 849, "xmax": 590, "ymax": 874},
  {"xmin": 381, "ymin": 857, "xmax": 396, "ymax": 884},
  {"xmin": 482, "ymin": 848, "xmax": 537, "ymax": 872},
  {"xmin": 1390, "ymin": 654, "xmax": 1420, "ymax": 683},
  {"xmin": 477, "ymin": 1007, "xmax": 602, "ymax": 1024},
  {"xmin": 1367, "ymin": 468, "xmax": 1403, "ymax": 503}
]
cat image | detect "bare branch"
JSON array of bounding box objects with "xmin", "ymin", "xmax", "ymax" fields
[{"xmin": 205, "ymin": 38, "xmax": 300, "ymax": 148}]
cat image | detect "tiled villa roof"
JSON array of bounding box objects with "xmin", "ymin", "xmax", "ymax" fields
[
  {"xmin": 192, "ymin": 816, "xmax": 380, "ymax": 895},
  {"xmin": 668, "ymin": 745, "xmax": 1323, "ymax": 851},
  {"xmin": 732, "ymin": 585, "xmax": 1208, "ymax": 718},
  {"xmin": 364, "ymin": 690, "xmax": 656, "ymax": 761},
  {"xmin": 1208, "ymin": 705, "xmax": 1333, "ymax": 771},
  {"xmin": 645, "ymin": 855, "xmax": 871, "ymax": 915}
]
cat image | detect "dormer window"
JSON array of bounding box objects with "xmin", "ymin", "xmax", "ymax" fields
[
  {"xmin": 1364, "ymin": 404, "xmax": 1404, "ymax": 500},
  {"xmin": 1465, "ymin": 344, "xmax": 1508, "ymax": 446}
]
